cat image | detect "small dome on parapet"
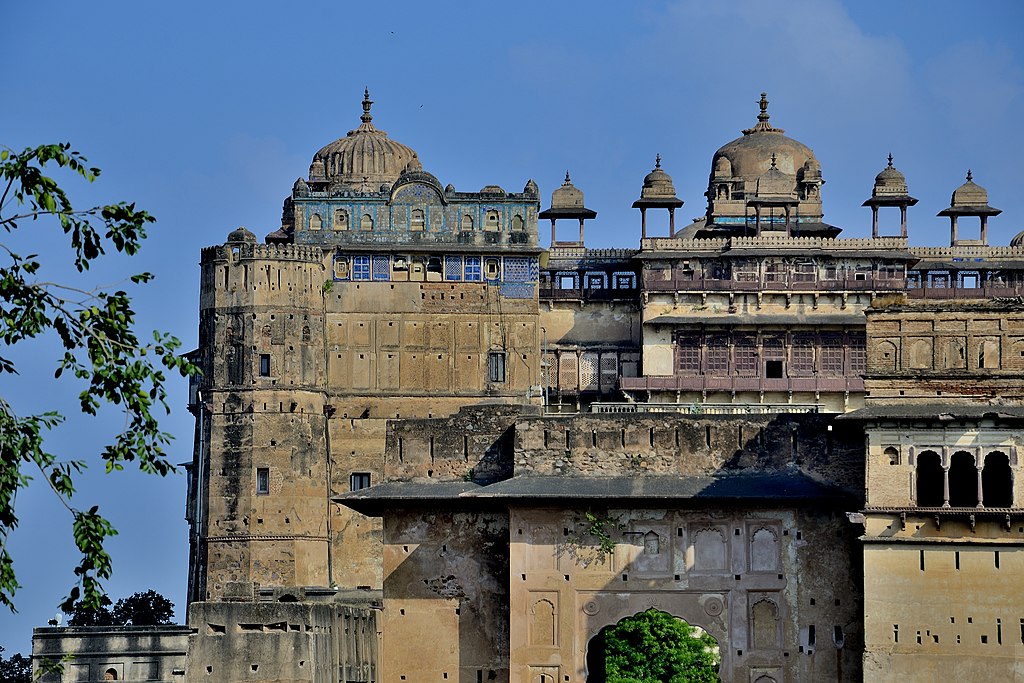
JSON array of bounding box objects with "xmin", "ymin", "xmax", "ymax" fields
[
  {"xmin": 551, "ymin": 171, "xmax": 585, "ymax": 209},
  {"xmin": 293, "ymin": 177, "xmax": 310, "ymax": 197},
  {"xmin": 445, "ymin": 183, "xmax": 456, "ymax": 194},
  {"xmin": 873, "ymin": 154, "xmax": 908, "ymax": 197},
  {"xmin": 951, "ymin": 169, "xmax": 989, "ymax": 207},
  {"xmin": 227, "ymin": 226, "xmax": 257, "ymax": 244},
  {"xmin": 755, "ymin": 154, "xmax": 795, "ymax": 197},
  {"xmin": 801, "ymin": 157, "xmax": 821, "ymax": 180},
  {"xmin": 640, "ymin": 154, "xmax": 678, "ymax": 199},
  {"xmin": 713, "ymin": 155, "xmax": 732, "ymax": 178},
  {"xmin": 1011, "ymin": 229, "xmax": 1024, "ymax": 247},
  {"xmin": 524, "ymin": 178, "xmax": 539, "ymax": 196},
  {"xmin": 480, "ymin": 184, "xmax": 507, "ymax": 196},
  {"xmin": 308, "ymin": 158, "xmax": 326, "ymax": 181},
  {"xmin": 938, "ymin": 169, "xmax": 1001, "ymax": 218}
]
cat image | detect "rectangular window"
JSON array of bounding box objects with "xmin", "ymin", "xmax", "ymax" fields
[
  {"xmin": 734, "ymin": 339, "xmax": 757, "ymax": 375},
  {"xmin": 259, "ymin": 354, "xmax": 271, "ymax": 377},
  {"xmin": 352, "ymin": 255, "xmax": 371, "ymax": 281},
  {"xmin": 488, "ymin": 351, "xmax": 506, "ymax": 383},
  {"xmin": 350, "ymin": 472, "xmax": 371, "ymax": 491},
  {"xmin": 676, "ymin": 337, "xmax": 700, "ymax": 374},
  {"xmin": 791, "ymin": 341, "xmax": 814, "ymax": 375},
  {"xmin": 850, "ymin": 336, "xmax": 867, "ymax": 374},
  {"xmin": 464, "ymin": 256, "xmax": 482, "ymax": 282},
  {"xmin": 821, "ymin": 339, "xmax": 843, "ymax": 375},
  {"xmin": 256, "ymin": 467, "xmax": 269, "ymax": 495},
  {"xmin": 706, "ymin": 337, "xmax": 728, "ymax": 374}
]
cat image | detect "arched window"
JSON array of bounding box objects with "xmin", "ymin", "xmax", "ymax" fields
[
  {"xmin": 309, "ymin": 213, "xmax": 322, "ymax": 231},
  {"xmin": 103, "ymin": 669, "xmax": 119, "ymax": 681},
  {"xmin": 360, "ymin": 213, "xmax": 373, "ymax": 231},
  {"xmin": 410, "ymin": 208, "xmax": 425, "ymax": 231},
  {"xmin": 461, "ymin": 214, "xmax": 474, "ymax": 231},
  {"xmin": 876, "ymin": 340, "xmax": 898, "ymax": 372},
  {"xmin": 916, "ymin": 451, "xmax": 944, "ymax": 507},
  {"xmin": 333, "ymin": 209, "xmax": 349, "ymax": 231},
  {"xmin": 983, "ymin": 451, "xmax": 1012, "ymax": 507},
  {"xmin": 948, "ymin": 451, "xmax": 978, "ymax": 507},
  {"xmin": 485, "ymin": 210, "xmax": 499, "ymax": 231},
  {"xmin": 511, "ymin": 214, "xmax": 524, "ymax": 231},
  {"xmin": 884, "ymin": 446, "xmax": 900, "ymax": 466}
]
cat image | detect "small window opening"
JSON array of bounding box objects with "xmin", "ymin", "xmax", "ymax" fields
[
  {"xmin": 259, "ymin": 354, "xmax": 271, "ymax": 377},
  {"xmin": 256, "ymin": 468, "xmax": 270, "ymax": 495},
  {"xmin": 350, "ymin": 472, "xmax": 371, "ymax": 491},
  {"xmin": 488, "ymin": 351, "xmax": 506, "ymax": 383}
]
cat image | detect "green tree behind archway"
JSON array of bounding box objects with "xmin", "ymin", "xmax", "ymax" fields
[{"xmin": 597, "ymin": 609, "xmax": 720, "ymax": 683}]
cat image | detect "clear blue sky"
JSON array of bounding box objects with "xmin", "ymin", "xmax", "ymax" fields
[{"xmin": 1, "ymin": 0, "xmax": 1022, "ymax": 653}]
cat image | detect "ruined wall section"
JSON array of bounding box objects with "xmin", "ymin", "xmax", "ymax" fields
[
  {"xmin": 193, "ymin": 239, "xmax": 330, "ymax": 601},
  {"xmin": 512, "ymin": 413, "xmax": 864, "ymax": 495},
  {"xmin": 382, "ymin": 509, "xmax": 510, "ymax": 683},
  {"xmin": 186, "ymin": 601, "xmax": 377, "ymax": 683}
]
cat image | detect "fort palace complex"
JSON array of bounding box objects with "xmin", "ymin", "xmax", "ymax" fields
[{"xmin": 33, "ymin": 91, "xmax": 1024, "ymax": 682}]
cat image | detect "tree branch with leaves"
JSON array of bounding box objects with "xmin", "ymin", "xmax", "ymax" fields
[{"xmin": 0, "ymin": 142, "xmax": 197, "ymax": 614}]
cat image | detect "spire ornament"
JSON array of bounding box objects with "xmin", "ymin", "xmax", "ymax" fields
[
  {"xmin": 887, "ymin": 153, "xmax": 894, "ymax": 168},
  {"xmin": 361, "ymin": 87, "xmax": 374, "ymax": 125},
  {"xmin": 966, "ymin": 169, "xmax": 973, "ymax": 182},
  {"xmin": 655, "ymin": 154, "xmax": 662, "ymax": 169},
  {"xmin": 743, "ymin": 91, "xmax": 784, "ymax": 135}
]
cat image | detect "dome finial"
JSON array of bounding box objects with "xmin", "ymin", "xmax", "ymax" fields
[
  {"xmin": 966, "ymin": 168, "xmax": 973, "ymax": 182},
  {"xmin": 770, "ymin": 152, "xmax": 777, "ymax": 169},
  {"xmin": 655, "ymin": 153, "xmax": 662, "ymax": 169},
  {"xmin": 758, "ymin": 92, "xmax": 770, "ymax": 123},
  {"xmin": 564, "ymin": 170, "xmax": 571, "ymax": 184},
  {"xmin": 361, "ymin": 87, "xmax": 374, "ymax": 125},
  {"xmin": 887, "ymin": 153, "xmax": 894, "ymax": 168}
]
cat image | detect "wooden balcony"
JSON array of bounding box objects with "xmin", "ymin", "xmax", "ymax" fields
[{"xmin": 620, "ymin": 374, "xmax": 864, "ymax": 393}]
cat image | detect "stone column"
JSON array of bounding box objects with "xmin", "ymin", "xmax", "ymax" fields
[
  {"xmin": 669, "ymin": 208, "xmax": 676, "ymax": 237},
  {"xmin": 977, "ymin": 462, "xmax": 985, "ymax": 508},
  {"xmin": 640, "ymin": 208, "xmax": 647, "ymax": 239},
  {"xmin": 943, "ymin": 466, "xmax": 951, "ymax": 508},
  {"xmin": 871, "ymin": 207, "xmax": 879, "ymax": 239},
  {"xmin": 899, "ymin": 206, "xmax": 907, "ymax": 238}
]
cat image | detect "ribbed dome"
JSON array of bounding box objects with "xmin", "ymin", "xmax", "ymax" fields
[
  {"xmin": 640, "ymin": 155, "xmax": 678, "ymax": 199},
  {"xmin": 873, "ymin": 154, "xmax": 909, "ymax": 197},
  {"xmin": 710, "ymin": 93, "xmax": 817, "ymax": 180},
  {"xmin": 311, "ymin": 89, "xmax": 418, "ymax": 187}
]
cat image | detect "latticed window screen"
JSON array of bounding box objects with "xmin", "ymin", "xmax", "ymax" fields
[
  {"xmin": 612, "ymin": 272, "xmax": 636, "ymax": 289},
  {"xmin": 792, "ymin": 339, "xmax": 814, "ymax": 375},
  {"xmin": 706, "ymin": 337, "xmax": 729, "ymax": 374},
  {"xmin": 734, "ymin": 338, "xmax": 757, "ymax": 375},
  {"xmin": 600, "ymin": 355, "xmax": 618, "ymax": 392},
  {"xmin": 445, "ymin": 256, "xmax": 463, "ymax": 281},
  {"xmin": 372, "ymin": 255, "xmax": 391, "ymax": 281},
  {"xmin": 677, "ymin": 337, "xmax": 700, "ymax": 373},
  {"xmin": 850, "ymin": 336, "xmax": 867, "ymax": 373},
  {"xmin": 464, "ymin": 257, "xmax": 482, "ymax": 281},
  {"xmin": 821, "ymin": 338, "xmax": 843, "ymax": 375},
  {"xmin": 543, "ymin": 352, "xmax": 557, "ymax": 389},
  {"xmin": 503, "ymin": 257, "xmax": 532, "ymax": 282},
  {"xmin": 580, "ymin": 353, "xmax": 600, "ymax": 391},
  {"xmin": 558, "ymin": 353, "xmax": 579, "ymax": 390},
  {"xmin": 793, "ymin": 262, "xmax": 816, "ymax": 282}
]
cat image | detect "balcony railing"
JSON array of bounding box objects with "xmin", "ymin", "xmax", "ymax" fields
[
  {"xmin": 590, "ymin": 402, "xmax": 825, "ymax": 415},
  {"xmin": 619, "ymin": 375, "xmax": 865, "ymax": 393},
  {"xmin": 643, "ymin": 276, "xmax": 905, "ymax": 293}
]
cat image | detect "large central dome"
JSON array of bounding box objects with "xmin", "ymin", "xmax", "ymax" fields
[
  {"xmin": 698, "ymin": 93, "xmax": 831, "ymax": 236},
  {"xmin": 309, "ymin": 89, "xmax": 418, "ymax": 187}
]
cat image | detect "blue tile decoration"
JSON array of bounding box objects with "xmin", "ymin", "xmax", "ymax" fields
[
  {"xmin": 372, "ymin": 255, "xmax": 391, "ymax": 281},
  {"xmin": 445, "ymin": 256, "xmax": 463, "ymax": 281},
  {"xmin": 500, "ymin": 283, "xmax": 534, "ymax": 299},
  {"xmin": 503, "ymin": 257, "xmax": 532, "ymax": 282}
]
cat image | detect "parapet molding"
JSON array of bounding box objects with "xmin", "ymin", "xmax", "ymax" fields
[{"xmin": 201, "ymin": 242, "xmax": 326, "ymax": 265}]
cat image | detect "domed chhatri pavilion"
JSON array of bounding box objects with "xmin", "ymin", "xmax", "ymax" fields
[{"xmin": 36, "ymin": 90, "xmax": 1024, "ymax": 683}]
